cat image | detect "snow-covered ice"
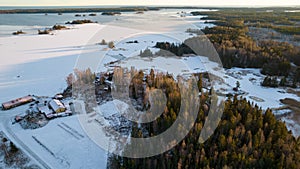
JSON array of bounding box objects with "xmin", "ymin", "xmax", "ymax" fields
[{"xmin": 0, "ymin": 8, "xmax": 299, "ymax": 169}]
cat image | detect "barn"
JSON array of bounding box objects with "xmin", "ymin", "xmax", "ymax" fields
[{"xmin": 2, "ymin": 95, "xmax": 34, "ymax": 110}]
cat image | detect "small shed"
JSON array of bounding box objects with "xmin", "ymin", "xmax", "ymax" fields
[
  {"xmin": 49, "ymin": 99, "xmax": 66, "ymax": 113},
  {"xmin": 54, "ymin": 94, "xmax": 63, "ymax": 100}
]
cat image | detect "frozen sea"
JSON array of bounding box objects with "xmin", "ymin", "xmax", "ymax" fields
[{"xmin": 0, "ymin": 8, "xmax": 215, "ymax": 37}]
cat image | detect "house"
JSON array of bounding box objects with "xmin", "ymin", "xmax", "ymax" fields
[
  {"xmin": 2, "ymin": 95, "xmax": 34, "ymax": 110},
  {"xmin": 54, "ymin": 94, "xmax": 63, "ymax": 100},
  {"xmin": 49, "ymin": 99, "xmax": 66, "ymax": 113},
  {"xmin": 38, "ymin": 105, "xmax": 54, "ymax": 118}
]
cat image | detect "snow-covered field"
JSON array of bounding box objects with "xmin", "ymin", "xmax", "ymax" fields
[
  {"xmin": 213, "ymin": 67, "xmax": 299, "ymax": 110},
  {"xmin": 0, "ymin": 9, "xmax": 214, "ymax": 168},
  {"xmin": 0, "ymin": 8, "xmax": 299, "ymax": 169},
  {"xmin": 10, "ymin": 115, "xmax": 107, "ymax": 169},
  {"xmin": 0, "ymin": 8, "xmax": 210, "ymax": 103},
  {"xmin": 0, "ymin": 130, "xmax": 40, "ymax": 169},
  {"xmin": 0, "ymin": 23, "xmax": 147, "ymax": 169},
  {"xmin": 0, "ymin": 24, "xmax": 102, "ymax": 103}
]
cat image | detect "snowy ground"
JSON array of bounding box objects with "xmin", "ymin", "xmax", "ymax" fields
[
  {"xmin": 10, "ymin": 115, "xmax": 108, "ymax": 169},
  {"xmin": 213, "ymin": 67, "xmax": 299, "ymax": 110},
  {"xmin": 0, "ymin": 131, "xmax": 40, "ymax": 169},
  {"xmin": 0, "ymin": 8, "xmax": 299, "ymax": 169},
  {"xmin": 0, "ymin": 9, "xmax": 215, "ymax": 169},
  {"xmin": 0, "ymin": 24, "xmax": 104, "ymax": 103},
  {"xmin": 115, "ymin": 55, "xmax": 207, "ymax": 77},
  {"xmin": 203, "ymin": 63, "xmax": 300, "ymax": 136}
]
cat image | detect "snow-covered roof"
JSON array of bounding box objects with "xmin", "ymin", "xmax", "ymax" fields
[
  {"xmin": 38, "ymin": 106, "xmax": 53, "ymax": 115},
  {"xmin": 49, "ymin": 99, "xmax": 65, "ymax": 111},
  {"xmin": 54, "ymin": 94, "xmax": 63, "ymax": 99}
]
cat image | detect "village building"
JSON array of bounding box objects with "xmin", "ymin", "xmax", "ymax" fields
[
  {"xmin": 54, "ymin": 94, "xmax": 63, "ymax": 100},
  {"xmin": 38, "ymin": 106, "xmax": 54, "ymax": 118},
  {"xmin": 1, "ymin": 95, "xmax": 34, "ymax": 110},
  {"xmin": 49, "ymin": 99, "xmax": 66, "ymax": 113}
]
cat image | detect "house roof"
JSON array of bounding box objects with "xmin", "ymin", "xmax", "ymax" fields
[
  {"xmin": 38, "ymin": 106, "xmax": 53, "ymax": 115},
  {"xmin": 49, "ymin": 99, "xmax": 65, "ymax": 111}
]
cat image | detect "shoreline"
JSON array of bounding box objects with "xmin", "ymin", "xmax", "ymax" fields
[
  {"xmin": 0, "ymin": 23, "xmax": 104, "ymax": 103},
  {"xmin": 1, "ymin": 6, "xmax": 300, "ymax": 14},
  {"xmin": 0, "ymin": 7, "xmax": 160, "ymax": 14}
]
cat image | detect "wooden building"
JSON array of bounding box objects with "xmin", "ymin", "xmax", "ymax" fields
[
  {"xmin": 49, "ymin": 99, "xmax": 66, "ymax": 113},
  {"xmin": 1, "ymin": 95, "xmax": 34, "ymax": 110}
]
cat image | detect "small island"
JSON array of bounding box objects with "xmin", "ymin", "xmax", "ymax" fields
[
  {"xmin": 101, "ymin": 12, "xmax": 121, "ymax": 16},
  {"xmin": 52, "ymin": 24, "xmax": 68, "ymax": 30},
  {"xmin": 38, "ymin": 29, "xmax": 51, "ymax": 35},
  {"xmin": 135, "ymin": 11, "xmax": 144, "ymax": 14},
  {"xmin": 12, "ymin": 30, "xmax": 26, "ymax": 35},
  {"xmin": 65, "ymin": 19, "xmax": 95, "ymax": 24},
  {"xmin": 36, "ymin": 24, "xmax": 69, "ymax": 35}
]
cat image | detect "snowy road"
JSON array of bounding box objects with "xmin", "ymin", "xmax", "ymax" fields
[{"xmin": 0, "ymin": 110, "xmax": 51, "ymax": 169}]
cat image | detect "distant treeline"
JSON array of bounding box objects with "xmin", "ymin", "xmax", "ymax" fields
[
  {"xmin": 2, "ymin": 7, "xmax": 299, "ymax": 14},
  {"xmin": 0, "ymin": 7, "xmax": 159, "ymax": 14},
  {"xmin": 191, "ymin": 9, "xmax": 300, "ymax": 35},
  {"xmin": 183, "ymin": 8, "xmax": 300, "ymax": 87},
  {"xmin": 154, "ymin": 34, "xmax": 300, "ymax": 86}
]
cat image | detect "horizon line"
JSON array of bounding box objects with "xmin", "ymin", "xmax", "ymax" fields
[{"xmin": 0, "ymin": 5, "xmax": 300, "ymax": 8}]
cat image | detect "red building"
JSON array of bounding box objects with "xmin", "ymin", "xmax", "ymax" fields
[{"xmin": 2, "ymin": 95, "xmax": 34, "ymax": 110}]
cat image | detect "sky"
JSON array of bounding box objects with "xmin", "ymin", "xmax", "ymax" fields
[{"xmin": 0, "ymin": 0, "xmax": 300, "ymax": 7}]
